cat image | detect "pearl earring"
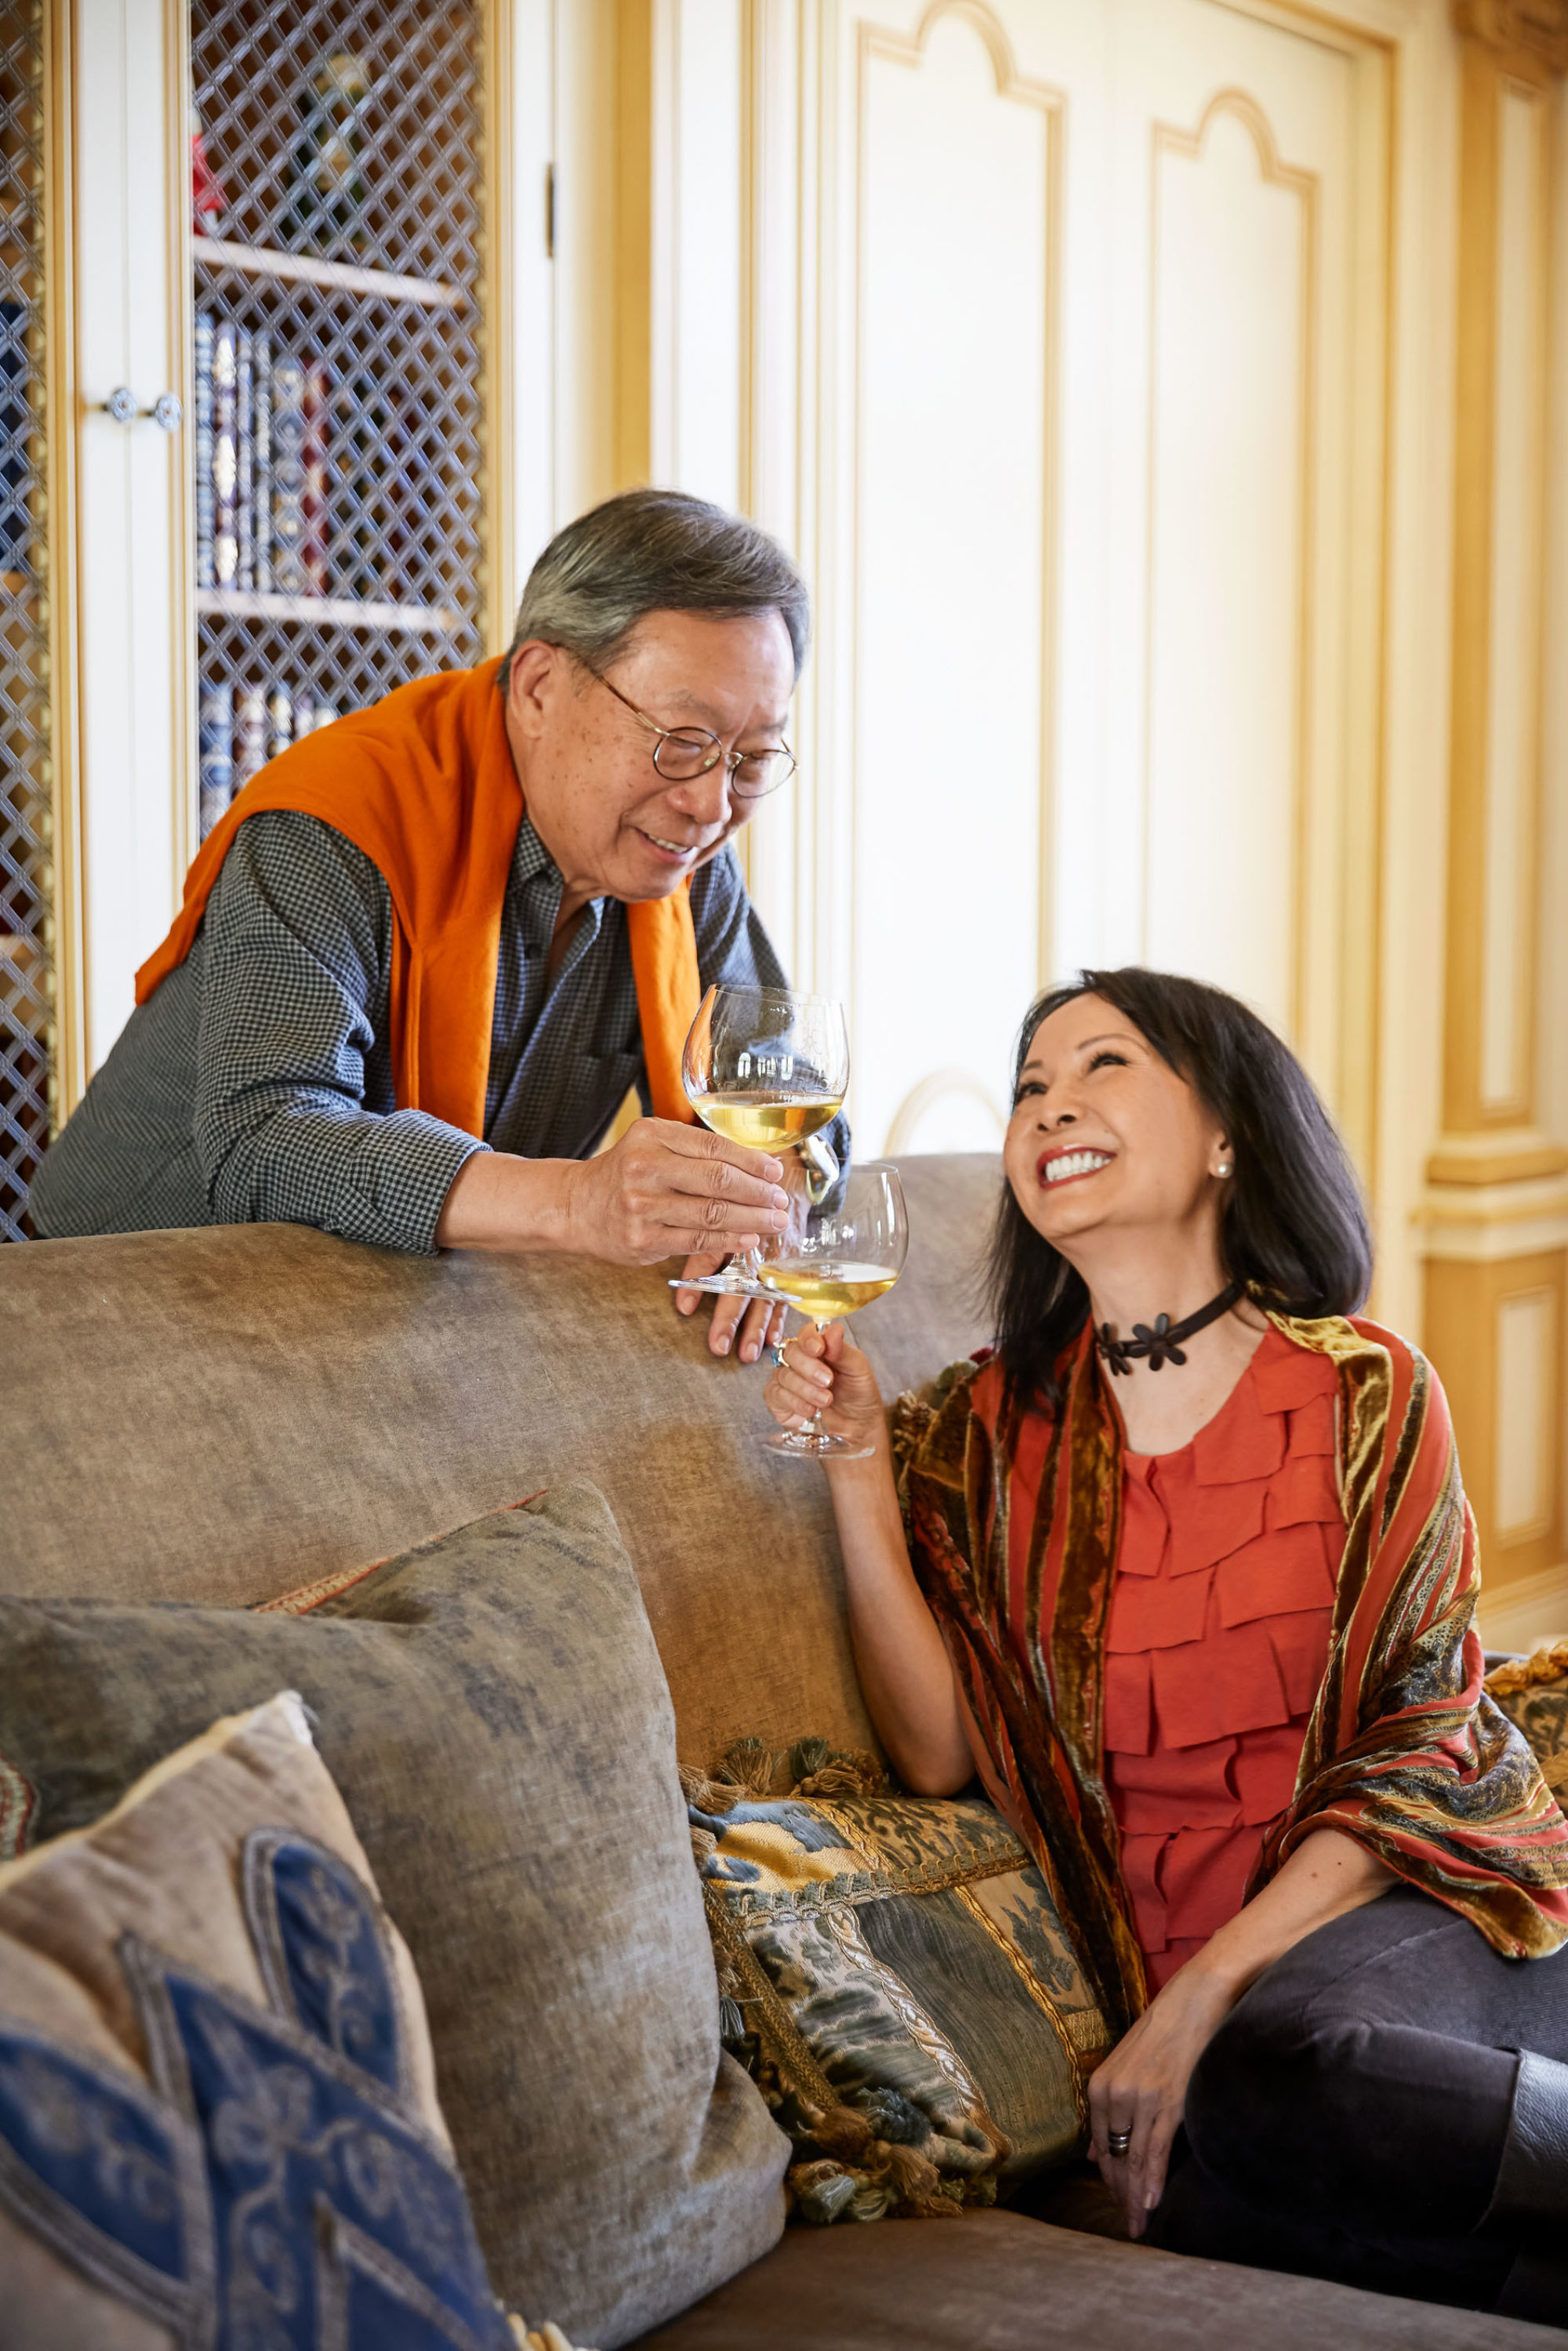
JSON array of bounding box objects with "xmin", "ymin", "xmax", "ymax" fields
[{"xmin": 1216, "ymin": 1161, "xmax": 1232, "ymax": 1178}]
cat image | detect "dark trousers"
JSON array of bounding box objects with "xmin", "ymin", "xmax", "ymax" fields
[{"xmin": 1148, "ymin": 1883, "xmax": 1568, "ymax": 2311}]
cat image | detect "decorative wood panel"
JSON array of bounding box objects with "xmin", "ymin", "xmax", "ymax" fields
[
  {"xmin": 849, "ymin": 4, "xmax": 1061, "ymax": 1155},
  {"xmin": 1141, "ymin": 92, "xmax": 1315, "ymax": 1047}
]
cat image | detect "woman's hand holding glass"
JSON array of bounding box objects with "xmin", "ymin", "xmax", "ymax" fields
[{"xmin": 764, "ymin": 1322, "xmax": 887, "ymax": 1457}]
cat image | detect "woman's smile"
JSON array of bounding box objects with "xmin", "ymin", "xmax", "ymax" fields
[{"xmin": 1038, "ymin": 1145, "xmax": 1117, "ymax": 1189}]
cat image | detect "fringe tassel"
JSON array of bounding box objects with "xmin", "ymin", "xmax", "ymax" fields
[{"xmin": 508, "ymin": 2319, "xmax": 598, "ymax": 2351}]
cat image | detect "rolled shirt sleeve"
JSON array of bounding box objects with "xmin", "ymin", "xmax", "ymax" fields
[{"xmin": 194, "ymin": 811, "xmax": 487, "ymax": 1254}]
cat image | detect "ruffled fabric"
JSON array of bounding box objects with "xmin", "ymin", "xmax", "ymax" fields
[{"xmin": 1105, "ymin": 1326, "xmax": 1344, "ymax": 1989}]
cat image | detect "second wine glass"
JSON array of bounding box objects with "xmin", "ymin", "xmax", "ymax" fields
[{"xmin": 757, "ymin": 1163, "xmax": 909, "ymax": 1459}]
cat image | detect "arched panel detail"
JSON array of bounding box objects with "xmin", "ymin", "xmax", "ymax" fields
[{"xmin": 884, "ymin": 1068, "xmax": 1007, "ymax": 1156}]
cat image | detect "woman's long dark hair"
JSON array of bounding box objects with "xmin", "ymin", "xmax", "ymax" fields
[{"xmin": 985, "ymin": 968, "xmax": 1374, "ymax": 1411}]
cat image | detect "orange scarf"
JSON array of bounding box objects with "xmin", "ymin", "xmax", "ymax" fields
[{"xmin": 136, "ymin": 657, "xmax": 702, "ymax": 1136}]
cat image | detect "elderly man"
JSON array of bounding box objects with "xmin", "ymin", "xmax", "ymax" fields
[{"xmin": 29, "ymin": 488, "xmax": 843, "ymax": 1362}]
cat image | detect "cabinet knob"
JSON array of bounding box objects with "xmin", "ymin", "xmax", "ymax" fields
[{"xmin": 100, "ymin": 388, "xmax": 183, "ymax": 430}]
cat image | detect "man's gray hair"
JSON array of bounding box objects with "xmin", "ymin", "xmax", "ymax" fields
[{"xmin": 503, "ymin": 487, "xmax": 810, "ymax": 688}]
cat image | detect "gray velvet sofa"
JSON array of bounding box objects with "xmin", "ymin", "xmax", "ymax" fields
[{"xmin": 3, "ymin": 1154, "xmax": 1555, "ymax": 2349}]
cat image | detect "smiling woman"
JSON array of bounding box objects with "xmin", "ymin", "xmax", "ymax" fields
[{"xmin": 763, "ymin": 964, "xmax": 1568, "ymax": 2320}]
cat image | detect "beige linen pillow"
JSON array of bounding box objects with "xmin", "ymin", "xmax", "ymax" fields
[{"xmin": 0, "ymin": 1691, "xmax": 518, "ymax": 2349}]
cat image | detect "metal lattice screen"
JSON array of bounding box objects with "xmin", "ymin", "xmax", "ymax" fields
[
  {"xmin": 0, "ymin": 0, "xmax": 50, "ymax": 1243},
  {"xmin": 190, "ymin": 0, "xmax": 485, "ymax": 836}
]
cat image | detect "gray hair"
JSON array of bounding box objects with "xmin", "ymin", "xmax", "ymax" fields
[{"xmin": 502, "ymin": 487, "xmax": 811, "ymax": 690}]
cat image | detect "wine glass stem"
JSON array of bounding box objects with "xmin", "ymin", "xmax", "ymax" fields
[{"xmin": 805, "ymin": 1315, "xmax": 831, "ymax": 1442}]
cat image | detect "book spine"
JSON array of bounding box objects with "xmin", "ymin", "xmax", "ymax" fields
[
  {"xmin": 252, "ymin": 329, "xmax": 272, "ymax": 593},
  {"xmin": 233, "ymin": 687, "xmax": 267, "ymax": 789},
  {"xmin": 234, "ymin": 327, "xmax": 254, "ymax": 593},
  {"xmin": 270, "ymin": 355, "xmax": 308, "ymax": 595},
  {"xmin": 194, "ymin": 311, "xmax": 215, "ymax": 592},
  {"xmin": 197, "ymin": 683, "xmax": 233, "ymax": 838},
  {"xmin": 302, "ymin": 357, "xmax": 328, "ymax": 595},
  {"xmin": 266, "ymin": 682, "xmax": 293, "ymax": 760},
  {"xmin": 211, "ymin": 321, "xmax": 238, "ymax": 588}
]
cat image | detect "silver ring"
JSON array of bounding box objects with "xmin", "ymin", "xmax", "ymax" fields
[
  {"xmin": 1106, "ymin": 2129, "xmax": 1132, "ymax": 2159},
  {"xmin": 769, "ymin": 1343, "xmax": 786, "ymax": 1367}
]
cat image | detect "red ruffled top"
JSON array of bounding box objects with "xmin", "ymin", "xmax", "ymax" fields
[{"xmin": 1104, "ymin": 1326, "xmax": 1345, "ymax": 1991}]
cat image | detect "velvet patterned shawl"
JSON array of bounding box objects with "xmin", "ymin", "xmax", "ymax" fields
[{"xmin": 894, "ymin": 1312, "xmax": 1568, "ymax": 2036}]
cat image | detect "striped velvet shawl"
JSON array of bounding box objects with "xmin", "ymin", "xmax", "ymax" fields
[{"xmin": 894, "ymin": 1312, "xmax": 1568, "ymax": 2036}]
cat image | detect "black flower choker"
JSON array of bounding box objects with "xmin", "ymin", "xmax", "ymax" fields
[{"xmin": 1095, "ymin": 1279, "xmax": 1245, "ymax": 1377}]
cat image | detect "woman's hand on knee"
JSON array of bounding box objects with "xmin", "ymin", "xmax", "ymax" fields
[
  {"xmin": 1087, "ymin": 1967, "xmax": 1234, "ymax": 2237},
  {"xmin": 763, "ymin": 1320, "xmax": 886, "ymax": 1454}
]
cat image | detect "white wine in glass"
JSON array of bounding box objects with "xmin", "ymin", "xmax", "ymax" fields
[
  {"xmin": 673, "ymin": 984, "xmax": 850, "ymax": 1298},
  {"xmin": 758, "ymin": 1164, "xmax": 908, "ymax": 1459}
]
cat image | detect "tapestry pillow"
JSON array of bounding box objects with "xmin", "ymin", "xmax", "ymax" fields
[
  {"xmin": 0, "ymin": 1482, "xmax": 787, "ymax": 2349},
  {"xmin": 0, "ymin": 1690, "xmax": 523, "ymax": 2350},
  {"xmin": 1486, "ymin": 1642, "xmax": 1568, "ymax": 1803},
  {"xmin": 684, "ymin": 1741, "xmax": 1110, "ymax": 2226}
]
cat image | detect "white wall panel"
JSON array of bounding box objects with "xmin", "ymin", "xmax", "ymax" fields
[
  {"xmin": 72, "ymin": 0, "xmax": 188, "ymax": 1075},
  {"xmin": 1142, "ymin": 100, "xmax": 1308, "ymax": 1040},
  {"xmin": 851, "ymin": 12, "xmax": 1058, "ymax": 1152},
  {"xmin": 1497, "ymin": 1285, "xmax": 1553, "ymax": 1538},
  {"xmin": 652, "ymin": 0, "xmax": 745, "ymax": 506},
  {"xmin": 655, "ymin": 0, "xmax": 1406, "ymax": 1271}
]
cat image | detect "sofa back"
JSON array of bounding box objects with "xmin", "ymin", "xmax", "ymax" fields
[{"xmin": 2, "ymin": 1153, "xmax": 996, "ymax": 1765}]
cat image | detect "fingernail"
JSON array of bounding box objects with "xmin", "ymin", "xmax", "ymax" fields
[
  {"xmin": 742, "ymin": 1341, "xmax": 758, "ymax": 1362},
  {"xmin": 771, "ymin": 1187, "xmax": 789, "ymax": 1208},
  {"xmin": 1145, "ymin": 2189, "xmax": 1158, "ymax": 2210},
  {"xmin": 715, "ymin": 1336, "xmax": 731, "ymax": 1355},
  {"xmin": 764, "ymin": 1157, "xmax": 783, "ymax": 1180}
]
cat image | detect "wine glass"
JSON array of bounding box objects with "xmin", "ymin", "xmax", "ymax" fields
[
  {"xmin": 670, "ymin": 984, "xmax": 850, "ymax": 1298},
  {"xmin": 757, "ymin": 1163, "xmax": 908, "ymax": 1459}
]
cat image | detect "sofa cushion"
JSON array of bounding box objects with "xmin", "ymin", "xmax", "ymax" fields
[
  {"xmin": 0, "ymin": 1691, "xmax": 514, "ymax": 2351},
  {"xmin": 1486, "ymin": 1643, "xmax": 1568, "ymax": 1802},
  {"xmin": 2, "ymin": 1153, "xmax": 997, "ymax": 1764},
  {"xmin": 625, "ymin": 2208, "xmax": 1544, "ymax": 2349},
  {"xmin": 0, "ymin": 1481, "xmax": 787, "ymax": 2349},
  {"xmin": 691, "ymin": 1773, "xmax": 1109, "ymax": 2220}
]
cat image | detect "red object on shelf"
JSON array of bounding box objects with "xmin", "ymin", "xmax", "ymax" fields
[{"xmin": 191, "ymin": 105, "xmax": 227, "ymax": 231}]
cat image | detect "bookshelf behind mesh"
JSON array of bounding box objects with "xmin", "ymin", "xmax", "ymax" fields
[
  {"xmin": 190, "ymin": 0, "xmax": 486, "ymax": 833},
  {"xmin": 0, "ymin": 0, "xmax": 52, "ymax": 1243}
]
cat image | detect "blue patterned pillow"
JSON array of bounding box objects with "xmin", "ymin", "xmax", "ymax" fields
[{"xmin": 0, "ymin": 1691, "xmax": 517, "ymax": 2351}]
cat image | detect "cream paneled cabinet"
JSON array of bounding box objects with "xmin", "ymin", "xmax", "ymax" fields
[
  {"xmin": 56, "ymin": 0, "xmax": 554, "ymax": 1115},
  {"xmin": 721, "ymin": 0, "xmax": 1402, "ymax": 1228}
]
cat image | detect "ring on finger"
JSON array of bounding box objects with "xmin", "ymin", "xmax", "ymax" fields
[
  {"xmin": 1106, "ymin": 2129, "xmax": 1132, "ymax": 2160},
  {"xmin": 769, "ymin": 1343, "xmax": 786, "ymax": 1366}
]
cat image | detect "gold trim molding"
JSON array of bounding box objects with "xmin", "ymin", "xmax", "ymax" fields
[{"xmin": 1453, "ymin": 0, "xmax": 1568, "ymax": 82}]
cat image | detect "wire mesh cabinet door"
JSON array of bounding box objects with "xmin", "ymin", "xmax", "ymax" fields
[
  {"xmin": 188, "ymin": 0, "xmax": 490, "ymax": 838},
  {"xmin": 0, "ymin": 1, "xmax": 62, "ymax": 1240}
]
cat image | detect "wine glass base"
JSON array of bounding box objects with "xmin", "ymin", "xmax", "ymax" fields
[
  {"xmin": 762, "ymin": 1428, "xmax": 876, "ymax": 1461},
  {"xmin": 666, "ymin": 1272, "xmax": 771, "ymax": 1300}
]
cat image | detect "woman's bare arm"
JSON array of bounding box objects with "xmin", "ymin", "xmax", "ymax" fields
[{"xmin": 765, "ymin": 1323, "xmax": 971, "ymax": 1793}]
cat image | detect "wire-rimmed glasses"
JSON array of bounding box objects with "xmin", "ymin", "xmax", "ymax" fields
[{"xmin": 583, "ymin": 662, "xmax": 797, "ymax": 797}]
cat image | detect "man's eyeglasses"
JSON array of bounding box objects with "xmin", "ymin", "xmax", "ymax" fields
[{"xmin": 582, "ymin": 660, "xmax": 797, "ymax": 799}]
